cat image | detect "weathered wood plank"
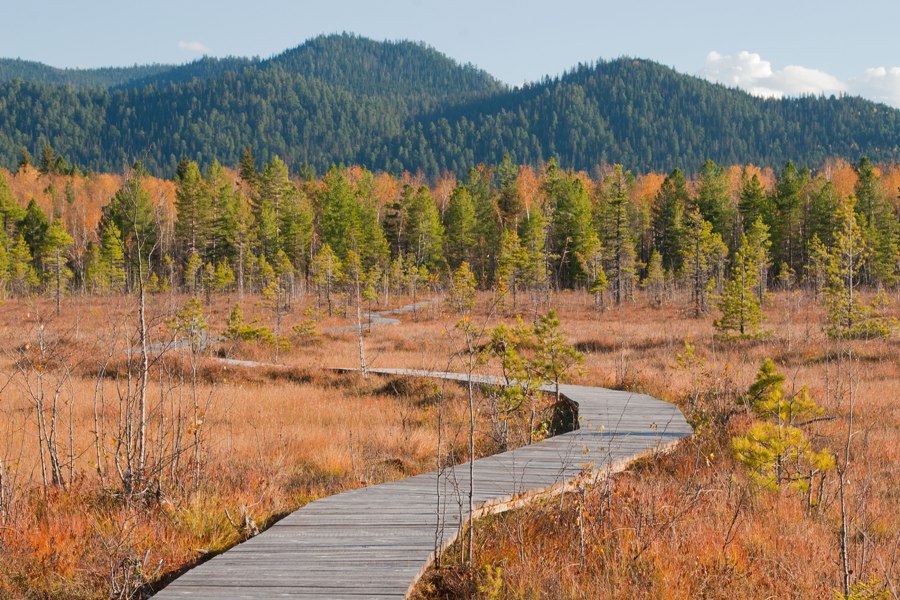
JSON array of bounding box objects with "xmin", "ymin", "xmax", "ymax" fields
[{"xmin": 155, "ymin": 367, "xmax": 691, "ymax": 599}]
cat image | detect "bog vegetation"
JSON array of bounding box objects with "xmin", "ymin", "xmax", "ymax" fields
[{"xmin": 0, "ymin": 151, "xmax": 896, "ymax": 598}]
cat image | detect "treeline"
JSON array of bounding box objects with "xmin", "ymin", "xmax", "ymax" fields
[
  {"xmin": 2, "ymin": 35, "xmax": 900, "ymax": 177},
  {"xmin": 1, "ymin": 153, "xmax": 897, "ymax": 333}
]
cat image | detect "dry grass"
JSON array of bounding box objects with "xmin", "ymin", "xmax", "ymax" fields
[
  {"xmin": 410, "ymin": 290, "xmax": 900, "ymax": 599},
  {"xmin": 1, "ymin": 288, "xmax": 897, "ymax": 598},
  {"xmin": 0, "ymin": 292, "xmax": 521, "ymax": 599}
]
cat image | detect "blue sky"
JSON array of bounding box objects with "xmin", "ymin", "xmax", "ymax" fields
[{"xmin": 4, "ymin": 0, "xmax": 900, "ymax": 105}]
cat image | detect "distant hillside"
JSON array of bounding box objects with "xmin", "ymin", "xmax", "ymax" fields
[
  {"xmin": 364, "ymin": 59, "xmax": 900, "ymax": 174},
  {"xmin": 0, "ymin": 35, "xmax": 899, "ymax": 176},
  {"xmin": 0, "ymin": 58, "xmax": 173, "ymax": 88},
  {"xmin": 262, "ymin": 34, "xmax": 506, "ymax": 104}
]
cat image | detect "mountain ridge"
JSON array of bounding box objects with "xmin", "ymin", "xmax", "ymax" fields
[{"xmin": 1, "ymin": 34, "xmax": 898, "ymax": 177}]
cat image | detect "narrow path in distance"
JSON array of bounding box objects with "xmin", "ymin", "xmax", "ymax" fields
[{"xmin": 155, "ymin": 304, "xmax": 693, "ymax": 599}]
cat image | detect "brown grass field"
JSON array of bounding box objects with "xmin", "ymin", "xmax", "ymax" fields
[{"xmin": 0, "ymin": 288, "xmax": 897, "ymax": 598}]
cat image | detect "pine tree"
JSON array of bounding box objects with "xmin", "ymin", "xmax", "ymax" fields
[
  {"xmin": 175, "ymin": 160, "xmax": 212, "ymax": 261},
  {"xmin": 279, "ymin": 191, "xmax": 314, "ymax": 275},
  {"xmin": 852, "ymin": 159, "xmax": 900, "ymax": 289},
  {"xmin": 218, "ymin": 188, "xmax": 256, "ymax": 297},
  {"xmin": 695, "ymin": 159, "xmax": 734, "ymax": 248},
  {"xmin": 519, "ymin": 207, "xmax": 549, "ymax": 304},
  {"xmin": 496, "ymin": 227, "xmax": 525, "ymax": 308},
  {"xmin": 42, "ymin": 220, "xmax": 73, "ymax": 314},
  {"xmin": 101, "ymin": 168, "xmax": 158, "ymax": 284},
  {"xmin": 444, "ymin": 185, "xmax": 476, "ymax": 269},
  {"xmin": 401, "ymin": 185, "xmax": 445, "ymax": 271},
  {"xmin": 546, "ymin": 168, "xmax": 597, "ymax": 288},
  {"xmin": 599, "ymin": 165, "xmax": 637, "ymax": 305},
  {"xmin": 38, "ymin": 142, "xmax": 57, "ymax": 175},
  {"xmin": 0, "ymin": 172, "xmax": 24, "ymax": 238},
  {"xmin": 239, "ymin": 144, "xmax": 257, "ymax": 187},
  {"xmin": 19, "ymin": 199, "xmax": 49, "ymax": 272},
  {"xmin": 533, "ymin": 310, "xmax": 583, "ymax": 404},
  {"xmin": 745, "ymin": 217, "xmax": 772, "ymax": 304},
  {"xmin": 732, "ymin": 359, "xmax": 833, "ymax": 492},
  {"xmin": 715, "ymin": 232, "xmax": 764, "ymax": 338},
  {"xmin": 824, "ymin": 195, "xmax": 896, "ymax": 338},
  {"xmin": 738, "ymin": 170, "xmax": 770, "ymax": 232},
  {"xmin": 804, "ymin": 234, "xmax": 830, "ymax": 300},
  {"xmin": 0, "ymin": 231, "xmax": 8, "ymax": 296},
  {"xmin": 805, "ymin": 181, "xmax": 839, "ymax": 251},
  {"xmin": 213, "ymin": 261, "xmax": 236, "ymax": 293},
  {"xmin": 8, "ymin": 235, "xmax": 38, "ymax": 296},
  {"xmin": 311, "ymin": 243, "xmax": 343, "ymax": 316},
  {"xmin": 652, "ymin": 169, "xmax": 688, "ymax": 272},
  {"xmin": 681, "ymin": 208, "xmax": 727, "ymax": 317},
  {"xmin": 99, "ymin": 221, "xmax": 126, "ymax": 293},
  {"xmin": 256, "ymin": 156, "xmax": 296, "ymax": 259},
  {"xmin": 183, "ymin": 251, "xmax": 202, "ymax": 293},
  {"xmin": 643, "ymin": 249, "xmax": 665, "ymax": 307},
  {"xmin": 496, "ymin": 155, "xmax": 523, "ymax": 228}
]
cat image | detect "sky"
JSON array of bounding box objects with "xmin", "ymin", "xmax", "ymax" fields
[{"xmin": 3, "ymin": 0, "xmax": 900, "ymax": 106}]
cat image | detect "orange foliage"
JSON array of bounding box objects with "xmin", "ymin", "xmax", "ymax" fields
[
  {"xmin": 881, "ymin": 163, "xmax": 900, "ymax": 210},
  {"xmin": 517, "ymin": 165, "xmax": 542, "ymax": 215},
  {"xmin": 372, "ymin": 171, "xmax": 401, "ymax": 211},
  {"xmin": 432, "ymin": 172, "xmax": 457, "ymax": 214},
  {"xmin": 824, "ymin": 158, "xmax": 858, "ymax": 198},
  {"xmin": 634, "ymin": 172, "xmax": 666, "ymax": 210}
]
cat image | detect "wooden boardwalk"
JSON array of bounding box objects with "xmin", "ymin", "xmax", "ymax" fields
[{"xmin": 155, "ymin": 367, "xmax": 691, "ymax": 599}]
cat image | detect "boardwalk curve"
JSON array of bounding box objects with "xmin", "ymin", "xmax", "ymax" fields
[{"xmin": 156, "ymin": 365, "xmax": 692, "ymax": 598}]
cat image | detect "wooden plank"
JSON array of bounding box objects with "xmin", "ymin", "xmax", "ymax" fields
[{"xmin": 155, "ymin": 367, "xmax": 691, "ymax": 599}]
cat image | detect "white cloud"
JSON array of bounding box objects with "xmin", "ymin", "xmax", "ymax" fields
[
  {"xmin": 701, "ymin": 50, "xmax": 845, "ymax": 99},
  {"xmin": 178, "ymin": 40, "xmax": 211, "ymax": 54},
  {"xmin": 853, "ymin": 67, "xmax": 900, "ymax": 108}
]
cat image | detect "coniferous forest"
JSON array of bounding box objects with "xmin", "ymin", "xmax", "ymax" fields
[
  {"xmin": 2, "ymin": 34, "xmax": 900, "ymax": 177},
  {"xmin": 1, "ymin": 151, "xmax": 897, "ymax": 339}
]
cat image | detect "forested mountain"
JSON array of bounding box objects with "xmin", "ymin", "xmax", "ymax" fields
[
  {"xmin": 1, "ymin": 34, "xmax": 900, "ymax": 177},
  {"xmin": 0, "ymin": 58, "xmax": 173, "ymax": 88},
  {"xmin": 368, "ymin": 60, "xmax": 900, "ymax": 175}
]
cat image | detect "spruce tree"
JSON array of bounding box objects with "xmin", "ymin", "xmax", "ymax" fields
[{"xmin": 771, "ymin": 161, "xmax": 807, "ymax": 277}]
